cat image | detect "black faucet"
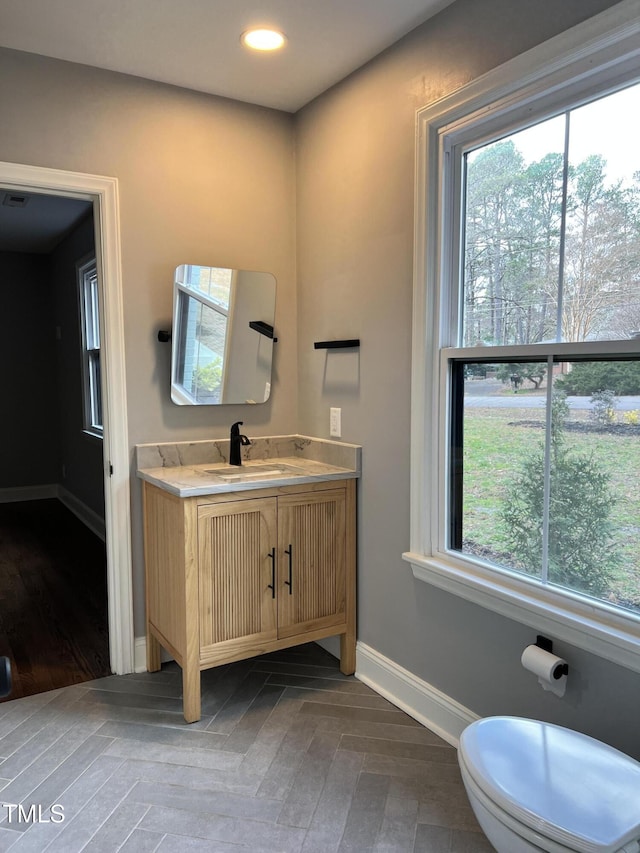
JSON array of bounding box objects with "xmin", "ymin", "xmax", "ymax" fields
[{"xmin": 229, "ymin": 421, "xmax": 251, "ymax": 466}]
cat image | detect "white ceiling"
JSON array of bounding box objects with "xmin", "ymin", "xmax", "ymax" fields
[
  {"xmin": 0, "ymin": 0, "xmax": 454, "ymax": 113},
  {"xmin": 0, "ymin": 190, "xmax": 92, "ymax": 253},
  {"xmin": 0, "ymin": 0, "xmax": 453, "ymax": 250}
]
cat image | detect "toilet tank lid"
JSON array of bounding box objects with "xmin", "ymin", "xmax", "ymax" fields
[{"xmin": 459, "ymin": 717, "xmax": 640, "ymax": 853}]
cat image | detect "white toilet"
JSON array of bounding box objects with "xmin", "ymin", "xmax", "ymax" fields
[{"xmin": 458, "ymin": 716, "xmax": 640, "ymax": 853}]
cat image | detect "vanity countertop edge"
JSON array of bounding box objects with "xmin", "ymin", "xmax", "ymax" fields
[{"xmin": 135, "ymin": 434, "xmax": 361, "ymax": 498}]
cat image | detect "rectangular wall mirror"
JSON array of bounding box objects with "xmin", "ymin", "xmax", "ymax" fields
[{"xmin": 171, "ymin": 264, "xmax": 276, "ymax": 405}]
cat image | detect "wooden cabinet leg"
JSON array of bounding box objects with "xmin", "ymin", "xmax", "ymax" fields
[
  {"xmin": 340, "ymin": 630, "xmax": 356, "ymax": 676},
  {"xmin": 340, "ymin": 477, "xmax": 357, "ymax": 677},
  {"xmin": 146, "ymin": 627, "xmax": 161, "ymax": 673},
  {"xmin": 182, "ymin": 662, "xmax": 201, "ymax": 723}
]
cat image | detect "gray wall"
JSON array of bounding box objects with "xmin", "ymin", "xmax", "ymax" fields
[
  {"xmin": 295, "ymin": 0, "xmax": 640, "ymax": 758},
  {"xmin": 0, "ymin": 46, "xmax": 297, "ymax": 635},
  {"xmin": 225, "ymin": 270, "xmax": 275, "ymax": 404},
  {"xmin": 0, "ymin": 48, "xmax": 297, "ymax": 452},
  {"xmin": 1, "ymin": 215, "xmax": 105, "ymax": 516},
  {"xmin": 1, "ymin": 0, "xmax": 638, "ymax": 756},
  {"xmin": 0, "ymin": 251, "xmax": 58, "ymax": 486},
  {"xmin": 50, "ymin": 212, "xmax": 105, "ymax": 517}
]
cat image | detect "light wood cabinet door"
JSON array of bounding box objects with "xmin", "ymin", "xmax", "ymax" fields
[
  {"xmin": 276, "ymin": 489, "xmax": 346, "ymax": 640},
  {"xmin": 145, "ymin": 478, "xmax": 356, "ymax": 721},
  {"xmin": 197, "ymin": 498, "xmax": 278, "ymax": 662}
]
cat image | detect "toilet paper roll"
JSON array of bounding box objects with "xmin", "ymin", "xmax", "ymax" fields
[{"xmin": 521, "ymin": 644, "xmax": 567, "ymax": 698}]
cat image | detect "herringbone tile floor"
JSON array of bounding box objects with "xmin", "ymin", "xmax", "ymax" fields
[{"xmin": 0, "ymin": 643, "xmax": 492, "ymax": 852}]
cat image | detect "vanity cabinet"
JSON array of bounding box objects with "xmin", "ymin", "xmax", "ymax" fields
[{"xmin": 143, "ymin": 478, "xmax": 356, "ymax": 722}]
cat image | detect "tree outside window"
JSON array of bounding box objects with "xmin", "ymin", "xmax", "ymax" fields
[{"xmin": 451, "ymin": 81, "xmax": 640, "ymax": 614}]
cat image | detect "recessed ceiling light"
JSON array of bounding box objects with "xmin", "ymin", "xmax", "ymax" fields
[{"xmin": 241, "ymin": 28, "xmax": 286, "ymax": 52}]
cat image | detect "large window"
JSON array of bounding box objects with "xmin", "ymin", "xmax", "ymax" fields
[
  {"xmin": 461, "ymin": 88, "xmax": 640, "ymax": 349},
  {"xmin": 78, "ymin": 257, "xmax": 102, "ymax": 437},
  {"xmin": 405, "ymin": 4, "xmax": 640, "ymax": 669}
]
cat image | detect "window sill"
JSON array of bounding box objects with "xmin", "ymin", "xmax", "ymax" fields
[{"xmin": 402, "ymin": 550, "xmax": 640, "ymax": 674}]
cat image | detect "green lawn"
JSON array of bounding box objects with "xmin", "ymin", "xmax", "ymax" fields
[{"xmin": 462, "ymin": 407, "xmax": 640, "ymax": 610}]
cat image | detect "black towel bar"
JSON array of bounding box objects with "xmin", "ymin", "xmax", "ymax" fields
[{"xmin": 314, "ymin": 339, "xmax": 360, "ymax": 349}]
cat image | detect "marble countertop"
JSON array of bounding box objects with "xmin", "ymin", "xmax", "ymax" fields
[{"xmin": 136, "ymin": 435, "xmax": 361, "ymax": 498}]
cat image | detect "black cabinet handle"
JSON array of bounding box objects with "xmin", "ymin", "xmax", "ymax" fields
[
  {"xmin": 267, "ymin": 548, "xmax": 276, "ymax": 598},
  {"xmin": 284, "ymin": 545, "xmax": 293, "ymax": 594}
]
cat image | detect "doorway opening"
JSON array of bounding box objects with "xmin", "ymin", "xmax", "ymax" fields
[
  {"xmin": 0, "ymin": 162, "xmax": 134, "ymax": 693},
  {"xmin": 0, "ymin": 190, "xmax": 111, "ymax": 697}
]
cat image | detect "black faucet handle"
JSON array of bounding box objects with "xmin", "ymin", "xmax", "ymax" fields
[{"xmin": 229, "ymin": 421, "xmax": 250, "ymax": 465}]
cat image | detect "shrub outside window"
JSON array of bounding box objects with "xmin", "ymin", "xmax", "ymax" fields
[
  {"xmin": 404, "ymin": 4, "xmax": 640, "ymax": 670},
  {"xmin": 451, "ymin": 358, "xmax": 639, "ymax": 614}
]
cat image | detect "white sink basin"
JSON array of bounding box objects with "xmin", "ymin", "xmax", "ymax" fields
[{"xmin": 205, "ymin": 463, "xmax": 300, "ymax": 481}]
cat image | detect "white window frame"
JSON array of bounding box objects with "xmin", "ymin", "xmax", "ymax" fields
[
  {"xmin": 77, "ymin": 255, "xmax": 103, "ymax": 438},
  {"xmin": 403, "ymin": 0, "xmax": 640, "ymax": 673},
  {"xmin": 170, "ymin": 265, "xmax": 234, "ymax": 405}
]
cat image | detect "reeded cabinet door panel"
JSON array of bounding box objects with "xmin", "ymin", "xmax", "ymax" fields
[
  {"xmin": 198, "ymin": 498, "xmax": 278, "ymax": 653},
  {"xmin": 277, "ymin": 489, "xmax": 346, "ymax": 638}
]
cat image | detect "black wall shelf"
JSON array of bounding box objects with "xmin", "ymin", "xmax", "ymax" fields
[
  {"xmin": 249, "ymin": 320, "xmax": 277, "ymax": 342},
  {"xmin": 314, "ymin": 339, "xmax": 360, "ymax": 350}
]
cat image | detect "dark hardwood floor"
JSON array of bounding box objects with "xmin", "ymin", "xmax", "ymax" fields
[{"xmin": 0, "ymin": 498, "xmax": 110, "ymax": 701}]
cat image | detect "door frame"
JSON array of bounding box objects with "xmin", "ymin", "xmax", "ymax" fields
[{"xmin": 0, "ymin": 160, "xmax": 134, "ymax": 675}]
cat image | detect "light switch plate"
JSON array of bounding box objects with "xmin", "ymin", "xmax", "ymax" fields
[{"xmin": 330, "ymin": 407, "xmax": 341, "ymax": 438}]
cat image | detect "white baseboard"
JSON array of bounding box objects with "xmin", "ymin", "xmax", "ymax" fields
[
  {"xmin": 133, "ymin": 632, "xmax": 477, "ymax": 745},
  {"xmin": 134, "ymin": 636, "xmax": 147, "ymax": 673},
  {"xmin": 134, "ymin": 636, "xmax": 173, "ymax": 673},
  {"xmin": 57, "ymin": 486, "xmax": 105, "ymax": 542},
  {"xmin": 0, "ymin": 484, "xmax": 58, "ymax": 503},
  {"xmin": 355, "ymin": 641, "xmax": 478, "ymax": 747}
]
